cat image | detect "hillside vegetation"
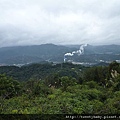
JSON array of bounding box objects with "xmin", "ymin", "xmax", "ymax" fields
[{"xmin": 0, "ymin": 61, "xmax": 120, "ymax": 117}]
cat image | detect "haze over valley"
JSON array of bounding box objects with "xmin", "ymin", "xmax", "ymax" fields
[{"xmin": 0, "ymin": 44, "xmax": 120, "ymax": 66}]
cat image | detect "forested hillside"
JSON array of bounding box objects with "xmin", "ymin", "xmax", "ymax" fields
[
  {"xmin": 0, "ymin": 44, "xmax": 75, "ymax": 64},
  {"xmin": 0, "ymin": 61, "xmax": 120, "ymax": 118},
  {"xmin": 0, "ymin": 62, "xmax": 84, "ymax": 81}
]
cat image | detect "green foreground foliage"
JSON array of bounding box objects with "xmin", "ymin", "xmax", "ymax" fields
[{"xmin": 0, "ymin": 61, "xmax": 120, "ymax": 114}]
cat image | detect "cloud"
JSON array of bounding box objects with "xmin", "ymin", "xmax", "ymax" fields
[{"xmin": 0, "ymin": 0, "xmax": 120, "ymax": 47}]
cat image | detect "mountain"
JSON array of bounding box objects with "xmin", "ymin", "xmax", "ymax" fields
[
  {"xmin": 66, "ymin": 44, "xmax": 120, "ymax": 54},
  {"xmin": 84, "ymin": 44, "xmax": 120, "ymax": 54},
  {"xmin": 0, "ymin": 44, "xmax": 76, "ymax": 65},
  {"xmin": 64, "ymin": 44, "xmax": 120, "ymax": 64},
  {"xmin": 0, "ymin": 44, "xmax": 120, "ymax": 65}
]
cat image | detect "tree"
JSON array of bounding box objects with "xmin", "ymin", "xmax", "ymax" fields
[
  {"xmin": 109, "ymin": 61, "xmax": 120, "ymax": 77},
  {"xmin": 0, "ymin": 74, "xmax": 21, "ymax": 99},
  {"xmin": 61, "ymin": 76, "xmax": 77, "ymax": 91}
]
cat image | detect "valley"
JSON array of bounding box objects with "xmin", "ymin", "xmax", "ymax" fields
[{"xmin": 0, "ymin": 44, "xmax": 120, "ymax": 67}]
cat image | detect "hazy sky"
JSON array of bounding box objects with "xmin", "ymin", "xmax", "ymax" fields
[{"xmin": 0, "ymin": 0, "xmax": 120, "ymax": 47}]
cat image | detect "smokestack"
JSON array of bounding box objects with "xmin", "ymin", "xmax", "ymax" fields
[{"xmin": 64, "ymin": 55, "xmax": 66, "ymax": 62}]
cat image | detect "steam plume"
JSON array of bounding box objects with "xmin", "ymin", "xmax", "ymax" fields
[{"xmin": 64, "ymin": 44, "xmax": 88, "ymax": 62}]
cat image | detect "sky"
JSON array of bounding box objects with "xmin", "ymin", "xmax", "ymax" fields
[{"xmin": 0, "ymin": 0, "xmax": 120, "ymax": 47}]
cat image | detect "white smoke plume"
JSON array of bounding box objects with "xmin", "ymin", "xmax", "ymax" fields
[
  {"xmin": 64, "ymin": 44, "xmax": 88, "ymax": 62},
  {"xmin": 78, "ymin": 44, "xmax": 88, "ymax": 55},
  {"xmin": 64, "ymin": 52, "xmax": 74, "ymax": 56}
]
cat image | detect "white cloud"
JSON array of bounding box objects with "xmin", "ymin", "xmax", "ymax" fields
[{"xmin": 0, "ymin": 0, "xmax": 120, "ymax": 47}]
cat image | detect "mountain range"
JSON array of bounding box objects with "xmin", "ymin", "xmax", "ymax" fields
[{"xmin": 0, "ymin": 44, "xmax": 120, "ymax": 65}]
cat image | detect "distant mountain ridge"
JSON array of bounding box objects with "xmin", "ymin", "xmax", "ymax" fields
[
  {"xmin": 0, "ymin": 44, "xmax": 75, "ymax": 64},
  {"xmin": 0, "ymin": 44, "xmax": 120, "ymax": 65},
  {"xmin": 84, "ymin": 44, "xmax": 120, "ymax": 54}
]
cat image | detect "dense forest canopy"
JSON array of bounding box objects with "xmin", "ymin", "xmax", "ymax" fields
[{"xmin": 0, "ymin": 61, "xmax": 120, "ymax": 118}]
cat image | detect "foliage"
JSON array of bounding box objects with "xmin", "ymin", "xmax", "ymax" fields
[
  {"xmin": 0, "ymin": 62, "xmax": 120, "ymax": 115},
  {"xmin": 0, "ymin": 74, "xmax": 21, "ymax": 99}
]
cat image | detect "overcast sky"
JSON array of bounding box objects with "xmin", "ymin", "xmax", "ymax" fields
[{"xmin": 0, "ymin": 0, "xmax": 120, "ymax": 47}]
